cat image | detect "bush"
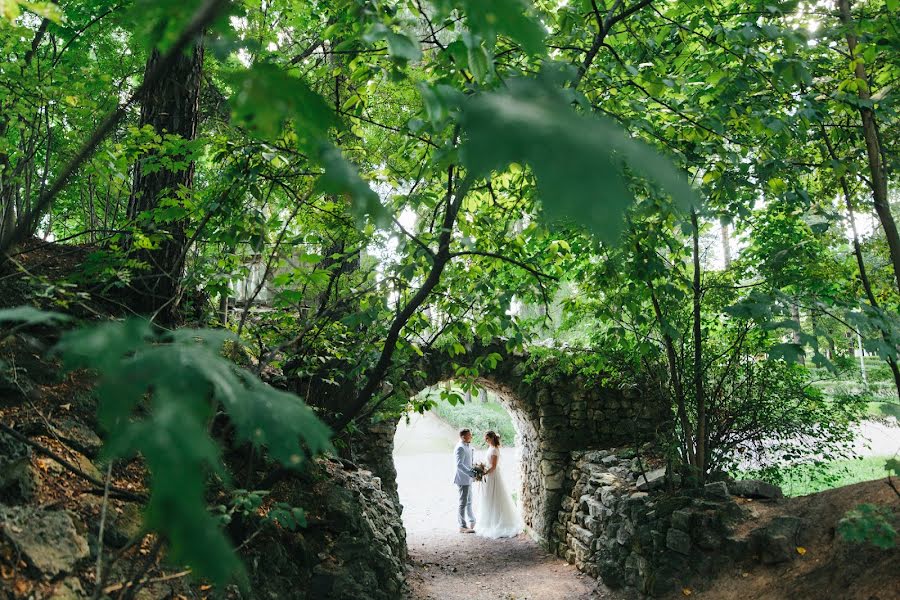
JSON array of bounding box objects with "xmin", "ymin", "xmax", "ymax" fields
[{"xmin": 425, "ymin": 387, "xmax": 518, "ymax": 448}]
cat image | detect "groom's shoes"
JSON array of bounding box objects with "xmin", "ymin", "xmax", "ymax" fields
[
  {"xmin": 459, "ymin": 527, "xmax": 475, "ymax": 534},
  {"xmin": 468, "ymin": 522, "xmax": 476, "ymax": 530}
]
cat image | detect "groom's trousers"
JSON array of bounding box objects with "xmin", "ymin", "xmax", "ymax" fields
[{"xmin": 457, "ymin": 484, "xmax": 475, "ymax": 527}]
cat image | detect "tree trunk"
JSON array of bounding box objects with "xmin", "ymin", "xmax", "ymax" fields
[
  {"xmin": 720, "ymin": 217, "xmax": 732, "ymax": 269},
  {"xmin": 127, "ymin": 40, "xmax": 205, "ymax": 320},
  {"xmin": 841, "ymin": 177, "xmax": 900, "ymax": 399},
  {"xmin": 821, "ymin": 122, "xmax": 900, "ymax": 399},
  {"xmin": 837, "ymin": 0, "xmax": 900, "ymax": 291},
  {"xmin": 690, "ymin": 209, "xmax": 706, "ymax": 480},
  {"xmin": 790, "ymin": 303, "xmax": 806, "ymax": 366},
  {"xmin": 646, "ymin": 278, "xmax": 696, "ymax": 468}
]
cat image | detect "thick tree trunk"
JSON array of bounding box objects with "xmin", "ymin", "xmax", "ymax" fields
[
  {"xmin": 127, "ymin": 40, "xmax": 204, "ymax": 319},
  {"xmin": 838, "ymin": 0, "xmax": 900, "ymax": 291}
]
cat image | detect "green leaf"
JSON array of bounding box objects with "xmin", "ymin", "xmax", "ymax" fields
[
  {"xmin": 228, "ymin": 63, "xmax": 339, "ymax": 142},
  {"xmin": 435, "ymin": 0, "xmax": 546, "ymax": 55},
  {"xmin": 316, "ymin": 145, "xmax": 388, "ymax": 226},
  {"xmin": 20, "ymin": 1, "xmax": 62, "ymax": 22},
  {"xmin": 768, "ymin": 342, "xmax": 804, "ymax": 363},
  {"xmin": 838, "ymin": 504, "xmax": 897, "ymax": 549},
  {"xmin": 54, "ymin": 319, "xmax": 334, "ymax": 586},
  {"xmin": 458, "ymin": 77, "xmax": 698, "ymax": 242},
  {"xmin": 364, "ymin": 23, "xmax": 422, "ymax": 61},
  {"xmin": 0, "ymin": 306, "xmax": 71, "ymax": 326},
  {"xmin": 386, "ymin": 31, "xmax": 422, "ymax": 61},
  {"xmin": 0, "ymin": 0, "xmax": 20, "ymax": 21}
]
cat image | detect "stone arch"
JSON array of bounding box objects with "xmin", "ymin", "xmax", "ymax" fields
[{"xmin": 352, "ymin": 342, "xmax": 671, "ymax": 548}]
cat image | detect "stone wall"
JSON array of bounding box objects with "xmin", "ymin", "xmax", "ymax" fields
[
  {"xmin": 251, "ymin": 457, "xmax": 408, "ymax": 600},
  {"xmin": 350, "ymin": 419, "xmax": 402, "ymax": 510},
  {"xmin": 552, "ymin": 449, "xmax": 799, "ymax": 597}
]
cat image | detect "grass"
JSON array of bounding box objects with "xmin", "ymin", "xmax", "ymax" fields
[
  {"xmin": 807, "ymin": 356, "xmax": 900, "ymax": 420},
  {"xmin": 747, "ymin": 456, "xmax": 895, "ymax": 497},
  {"xmin": 425, "ymin": 386, "xmax": 518, "ymax": 448}
]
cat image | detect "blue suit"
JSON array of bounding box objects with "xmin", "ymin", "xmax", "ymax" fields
[{"xmin": 454, "ymin": 441, "xmax": 476, "ymax": 528}]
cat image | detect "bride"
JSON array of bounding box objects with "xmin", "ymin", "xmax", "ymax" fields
[{"xmin": 475, "ymin": 430, "xmax": 522, "ymax": 538}]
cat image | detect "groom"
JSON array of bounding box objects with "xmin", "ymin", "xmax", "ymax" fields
[{"xmin": 453, "ymin": 428, "xmax": 476, "ymax": 533}]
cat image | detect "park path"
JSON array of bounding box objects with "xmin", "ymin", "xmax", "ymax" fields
[{"xmin": 395, "ymin": 412, "xmax": 626, "ymax": 600}]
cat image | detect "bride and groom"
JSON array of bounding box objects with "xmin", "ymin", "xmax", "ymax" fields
[{"xmin": 453, "ymin": 428, "xmax": 522, "ymax": 538}]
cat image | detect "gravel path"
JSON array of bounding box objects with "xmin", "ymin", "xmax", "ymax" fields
[{"xmin": 403, "ymin": 529, "xmax": 612, "ymax": 600}]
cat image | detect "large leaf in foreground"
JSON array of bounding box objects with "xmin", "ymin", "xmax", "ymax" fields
[
  {"xmin": 459, "ymin": 78, "xmax": 698, "ymax": 242},
  {"xmin": 56, "ymin": 319, "xmax": 332, "ymax": 585}
]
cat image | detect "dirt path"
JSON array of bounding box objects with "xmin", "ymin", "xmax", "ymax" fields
[{"xmin": 403, "ymin": 529, "xmax": 627, "ymax": 600}]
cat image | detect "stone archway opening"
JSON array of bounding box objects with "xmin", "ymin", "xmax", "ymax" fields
[{"xmin": 392, "ymin": 381, "xmax": 534, "ymax": 540}]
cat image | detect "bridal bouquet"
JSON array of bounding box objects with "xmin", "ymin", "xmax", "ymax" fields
[{"xmin": 472, "ymin": 462, "xmax": 487, "ymax": 482}]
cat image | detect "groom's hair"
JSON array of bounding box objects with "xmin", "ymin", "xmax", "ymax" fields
[{"xmin": 459, "ymin": 428, "xmax": 471, "ymax": 437}]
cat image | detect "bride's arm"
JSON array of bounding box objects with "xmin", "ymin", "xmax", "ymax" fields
[{"xmin": 485, "ymin": 452, "xmax": 499, "ymax": 475}]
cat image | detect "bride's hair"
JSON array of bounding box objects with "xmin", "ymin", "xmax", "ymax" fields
[{"xmin": 485, "ymin": 430, "xmax": 501, "ymax": 447}]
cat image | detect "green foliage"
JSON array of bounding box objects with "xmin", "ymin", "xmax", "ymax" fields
[
  {"xmin": 425, "ymin": 387, "xmax": 517, "ymax": 448},
  {"xmin": 214, "ymin": 489, "xmax": 307, "ymax": 531},
  {"xmin": 53, "ymin": 318, "xmax": 331, "ymax": 585},
  {"xmin": 743, "ymin": 455, "xmax": 897, "ymax": 498},
  {"xmin": 460, "ymin": 75, "xmax": 697, "ymax": 242},
  {"xmin": 4, "ymin": 0, "xmax": 900, "ymax": 578},
  {"xmin": 431, "ymin": 0, "xmax": 546, "ymax": 55},
  {"xmin": 838, "ymin": 503, "xmax": 898, "ymax": 550}
]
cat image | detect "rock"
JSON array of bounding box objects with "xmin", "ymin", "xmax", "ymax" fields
[
  {"xmin": 543, "ymin": 470, "xmax": 566, "ymax": 490},
  {"xmin": 0, "ymin": 430, "xmax": 38, "ymax": 503},
  {"xmin": 49, "ymin": 577, "xmax": 85, "ymax": 600},
  {"xmin": 52, "ymin": 419, "xmax": 103, "ymax": 458},
  {"xmin": 751, "ymin": 516, "xmax": 809, "ymax": 565},
  {"xmin": 0, "ymin": 505, "xmax": 89, "ymax": 577},
  {"xmin": 106, "ymin": 503, "xmax": 143, "ymax": 548},
  {"xmin": 647, "ymin": 565, "xmax": 678, "ymax": 597},
  {"xmin": 703, "ymin": 481, "xmax": 730, "ymax": 501},
  {"xmin": 758, "ymin": 533, "xmax": 794, "ymax": 564},
  {"xmin": 636, "ymin": 467, "xmax": 667, "ymax": 492},
  {"xmin": 671, "ymin": 508, "xmax": 692, "ymax": 532},
  {"xmin": 247, "ymin": 458, "xmax": 406, "ymax": 600},
  {"xmin": 665, "ymin": 528, "xmax": 691, "ymax": 555},
  {"xmin": 728, "ymin": 479, "xmax": 783, "ymax": 500}
]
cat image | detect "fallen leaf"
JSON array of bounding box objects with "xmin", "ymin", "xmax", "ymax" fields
[
  {"xmin": 60, "ymin": 403, "xmax": 71, "ymax": 410},
  {"xmin": 682, "ymin": 588, "xmax": 693, "ymax": 596},
  {"xmin": 796, "ymin": 546, "xmax": 807, "ymax": 555},
  {"xmin": 200, "ymin": 584, "xmax": 212, "ymax": 591}
]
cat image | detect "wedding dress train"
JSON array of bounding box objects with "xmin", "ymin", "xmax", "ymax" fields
[{"xmin": 475, "ymin": 446, "xmax": 522, "ymax": 538}]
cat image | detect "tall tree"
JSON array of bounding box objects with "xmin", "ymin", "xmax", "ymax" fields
[{"xmin": 127, "ymin": 39, "xmax": 205, "ymax": 318}]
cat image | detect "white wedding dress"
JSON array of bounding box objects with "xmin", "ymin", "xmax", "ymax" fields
[{"xmin": 475, "ymin": 446, "xmax": 522, "ymax": 538}]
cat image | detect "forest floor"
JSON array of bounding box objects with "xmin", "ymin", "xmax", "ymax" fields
[{"xmin": 681, "ymin": 479, "xmax": 900, "ymax": 600}]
